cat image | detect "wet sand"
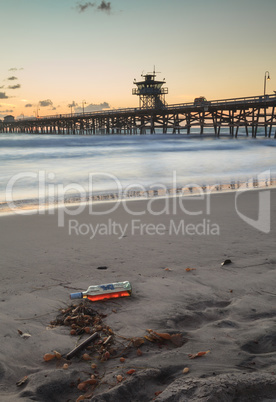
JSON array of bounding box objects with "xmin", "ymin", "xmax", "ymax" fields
[{"xmin": 0, "ymin": 189, "xmax": 276, "ymax": 401}]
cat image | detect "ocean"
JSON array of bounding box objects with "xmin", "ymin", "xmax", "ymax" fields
[{"xmin": 0, "ymin": 131, "xmax": 275, "ymax": 213}]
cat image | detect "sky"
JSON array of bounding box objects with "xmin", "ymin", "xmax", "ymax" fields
[{"xmin": 0, "ymin": 0, "xmax": 276, "ymax": 118}]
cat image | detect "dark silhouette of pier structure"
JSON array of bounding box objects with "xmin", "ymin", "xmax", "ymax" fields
[{"xmin": 1, "ymin": 72, "xmax": 276, "ymax": 137}]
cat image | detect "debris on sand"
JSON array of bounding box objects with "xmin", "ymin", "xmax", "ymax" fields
[
  {"xmin": 44, "ymin": 301, "xmax": 187, "ymax": 399},
  {"xmin": 188, "ymin": 350, "xmax": 210, "ymax": 359},
  {"xmin": 16, "ymin": 375, "xmax": 28, "ymax": 387},
  {"xmin": 221, "ymin": 259, "xmax": 232, "ymax": 266}
]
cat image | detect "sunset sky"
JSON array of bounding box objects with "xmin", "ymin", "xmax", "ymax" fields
[{"xmin": 1, "ymin": 0, "xmax": 276, "ymax": 118}]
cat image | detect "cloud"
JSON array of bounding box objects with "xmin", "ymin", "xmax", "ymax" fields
[
  {"xmin": 74, "ymin": 101, "xmax": 110, "ymax": 113},
  {"xmin": 8, "ymin": 84, "xmax": 21, "ymax": 90},
  {"xmin": 9, "ymin": 67, "xmax": 23, "ymax": 71},
  {"xmin": 0, "ymin": 92, "xmax": 9, "ymax": 99},
  {"xmin": 76, "ymin": 1, "xmax": 111, "ymax": 13},
  {"xmin": 97, "ymin": 1, "xmax": 111, "ymax": 12},
  {"xmin": 76, "ymin": 2, "xmax": 95, "ymax": 12},
  {"xmin": 39, "ymin": 99, "xmax": 53, "ymax": 107},
  {"xmin": 25, "ymin": 103, "xmax": 33, "ymax": 108},
  {"xmin": 0, "ymin": 110, "xmax": 14, "ymax": 118},
  {"xmin": 7, "ymin": 76, "xmax": 18, "ymax": 81}
]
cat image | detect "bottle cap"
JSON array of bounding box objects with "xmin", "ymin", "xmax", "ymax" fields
[{"xmin": 70, "ymin": 292, "xmax": 83, "ymax": 299}]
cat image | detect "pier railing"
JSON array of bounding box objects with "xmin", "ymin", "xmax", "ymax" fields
[
  {"xmin": 15, "ymin": 94, "xmax": 276, "ymax": 122},
  {"xmin": 166, "ymin": 94, "xmax": 276, "ymax": 109}
]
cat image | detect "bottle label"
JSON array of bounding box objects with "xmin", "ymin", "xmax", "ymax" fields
[{"xmin": 100, "ymin": 284, "xmax": 115, "ymax": 291}]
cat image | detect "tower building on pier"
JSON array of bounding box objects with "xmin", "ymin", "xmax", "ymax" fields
[{"xmin": 132, "ymin": 69, "xmax": 168, "ymax": 109}]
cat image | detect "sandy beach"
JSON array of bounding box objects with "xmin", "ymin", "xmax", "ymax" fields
[{"xmin": 0, "ymin": 188, "xmax": 276, "ymax": 401}]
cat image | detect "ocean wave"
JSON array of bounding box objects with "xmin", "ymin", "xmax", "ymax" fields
[{"xmin": 0, "ymin": 133, "xmax": 275, "ymax": 208}]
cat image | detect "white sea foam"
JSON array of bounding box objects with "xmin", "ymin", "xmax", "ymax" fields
[{"xmin": 0, "ymin": 131, "xmax": 275, "ymax": 215}]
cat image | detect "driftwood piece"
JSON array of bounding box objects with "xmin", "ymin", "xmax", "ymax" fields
[{"xmin": 66, "ymin": 332, "xmax": 99, "ymax": 360}]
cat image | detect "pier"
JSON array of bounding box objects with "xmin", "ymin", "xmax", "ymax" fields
[
  {"xmin": 1, "ymin": 94, "xmax": 276, "ymax": 137},
  {"xmin": 1, "ymin": 71, "xmax": 276, "ymax": 137}
]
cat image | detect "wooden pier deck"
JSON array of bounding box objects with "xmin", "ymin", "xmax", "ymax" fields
[{"xmin": 1, "ymin": 94, "xmax": 276, "ymax": 137}]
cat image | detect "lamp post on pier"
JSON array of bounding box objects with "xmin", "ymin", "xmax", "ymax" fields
[
  {"xmin": 264, "ymin": 71, "xmax": 270, "ymax": 96},
  {"xmin": 82, "ymin": 100, "xmax": 86, "ymax": 115},
  {"xmin": 33, "ymin": 107, "xmax": 40, "ymax": 118}
]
